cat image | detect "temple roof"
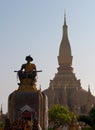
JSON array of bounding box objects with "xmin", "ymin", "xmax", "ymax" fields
[{"xmin": 20, "ymin": 105, "xmax": 34, "ymax": 112}]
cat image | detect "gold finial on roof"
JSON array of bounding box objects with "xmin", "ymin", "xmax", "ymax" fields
[{"xmin": 88, "ymin": 84, "xmax": 91, "ymax": 93}]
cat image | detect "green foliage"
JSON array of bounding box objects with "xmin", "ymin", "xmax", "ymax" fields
[
  {"xmin": 78, "ymin": 115, "xmax": 92, "ymax": 126},
  {"xmin": 82, "ymin": 128, "xmax": 93, "ymax": 130},
  {"xmin": 49, "ymin": 105, "xmax": 73, "ymax": 129},
  {"xmin": 89, "ymin": 108, "xmax": 95, "ymax": 126},
  {"xmin": 0, "ymin": 121, "xmax": 4, "ymax": 129},
  {"xmin": 78, "ymin": 107, "xmax": 95, "ymax": 129},
  {"xmin": 48, "ymin": 128, "xmax": 54, "ymax": 130}
]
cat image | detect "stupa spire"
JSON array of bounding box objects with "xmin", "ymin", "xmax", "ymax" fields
[
  {"xmin": 58, "ymin": 13, "xmax": 73, "ymax": 68},
  {"xmin": 64, "ymin": 11, "xmax": 66, "ymax": 25}
]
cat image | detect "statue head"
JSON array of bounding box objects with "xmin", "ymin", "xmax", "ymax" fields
[{"xmin": 25, "ymin": 55, "xmax": 33, "ymax": 62}]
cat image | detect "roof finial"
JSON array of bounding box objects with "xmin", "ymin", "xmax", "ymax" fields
[
  {"xmin": 0, "ymin": 104, "xmax": 2, "ymax": 116},
  {"xmin": 88, "ymin": 84, "xmax": 91, "ymax": 93}
]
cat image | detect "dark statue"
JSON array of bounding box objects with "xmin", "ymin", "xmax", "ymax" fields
[{"xmin": 15, "ymin": 55, "xmax": 42, "ymax": 85}]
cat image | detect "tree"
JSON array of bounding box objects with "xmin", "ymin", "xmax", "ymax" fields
[
  {"xmin": 49, "ymin": 105, "xmax": 73, "ymax": 129},
  {"xmin": 0, "ymin": 121, "xmax": 4, "ymax": 130},
  {"xmin": 78, "ymin": 107, "xmax": 95, "ymax": 129}
]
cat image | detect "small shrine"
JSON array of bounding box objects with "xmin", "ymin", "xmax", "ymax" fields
[{"xmin": 8, "ymin": 56, "xmax": 48, "ymax": 130}]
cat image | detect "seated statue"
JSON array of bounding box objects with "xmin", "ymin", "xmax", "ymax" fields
[{"xmin": 18, "ymin": 55, "xmax": 37, "ymax": 85}]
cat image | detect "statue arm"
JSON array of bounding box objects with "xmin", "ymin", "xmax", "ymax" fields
[
  {"xmin": 33, "ymin": 64, "xmax": 36, "ymax": 71},
  {"xmin": 20, "ymin": 64, "xmax": 26, "ymax": 71}
]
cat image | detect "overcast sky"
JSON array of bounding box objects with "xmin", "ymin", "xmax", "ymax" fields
[{"xmin": 0, "ymin": 0, "xmax": 95, "ymax": 113}]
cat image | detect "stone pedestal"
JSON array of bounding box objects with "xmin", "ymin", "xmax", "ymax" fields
[{"xmin": 8, "ymin": 78, "xmax": 48, "ymax": 130}]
